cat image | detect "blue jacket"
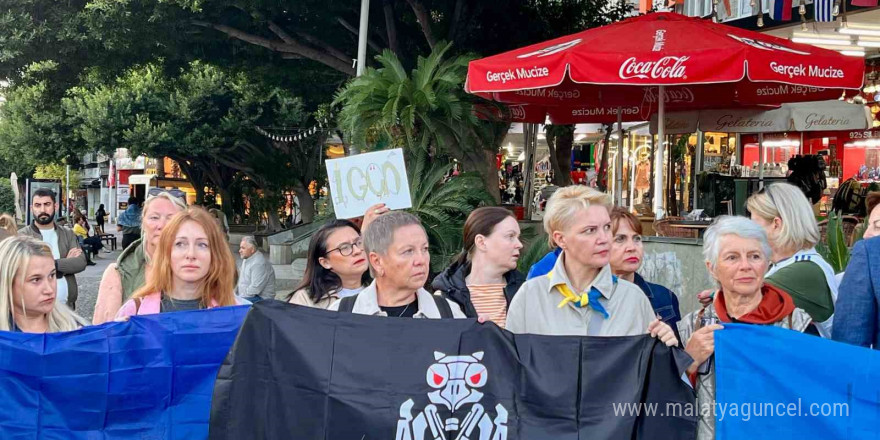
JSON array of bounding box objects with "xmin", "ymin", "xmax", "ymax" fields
[
  {"xmin": 833, "ymin": 237, "xmax": 880, "ymax": 349},
  {"xmin": 526, "ymin": 248, "xmax": 562, "ymax": 280},
  {"xmin": 526, "ymin": 250, "xmax": 682, "ymax": 333}
]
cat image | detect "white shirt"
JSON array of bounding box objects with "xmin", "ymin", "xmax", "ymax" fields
[{"xmin": 39, "ymin": 228, "xmax": 69, "ymax": 305}]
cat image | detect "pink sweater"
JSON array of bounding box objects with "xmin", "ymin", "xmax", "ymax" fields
[{"xmin": 115, "ymin": 292, "xmax": 221, "ymax": 319}]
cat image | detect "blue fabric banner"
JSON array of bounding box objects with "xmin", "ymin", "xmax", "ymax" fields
[
  {"xmin": 716, "ymin": 324, "xmax": 880, "ymax": 440},
  {"xmin": 0, "ymin": 306, "xmax": 248, "ymax": 440}
]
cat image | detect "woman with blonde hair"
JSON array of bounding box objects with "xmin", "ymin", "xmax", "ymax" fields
[
  {"xmin": 116, "ymin": 207, "xmax": 246, "ymax": 318},
  {"xmin": 506, "ymin": 185, "xmax": 678, "ymax": 346},
  {"xmin": 0, "ymin": 236, "xmax": 87, "ymax": 332},
  {"xmin": 746, "ymin": 182, "xmax": 837, "ymax": 337},
  {"xmin": 93, "ymin": 190, "xmax": 187, "ymax": 323},
  {"xmin": 0, "ymin": 213, "xmax": 16, "ymax": 241}
]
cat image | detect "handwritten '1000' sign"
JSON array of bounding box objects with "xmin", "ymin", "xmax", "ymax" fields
[{"xmin": 333, "ymin": 161, "xmax": 404, "ymax": 201}]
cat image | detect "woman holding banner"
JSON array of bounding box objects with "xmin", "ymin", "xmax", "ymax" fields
[
  {"xmin": 505, "ymin": 185, "xmax": 677, "ymax": 345},
  {"xmin": 0, "ymin": 236, "xmax": 87, "ymax": 332},
  {"xmin": 93, "ymin": 191, "xmax": 187, "ymax": 324},
  {"xmin": 115, "ymin": 207, "xmax": 247, "ymax": 318},
  {"xmin": 432, "ymin": 207, "xmax": 525, "ymax": 328},
  {"xmin": 680, "ymin": 216, "xmax": 812, "ymax": 440},
  {"xmin": 329, "ymin": 211, "xmax": 465, "ymax": 318}
]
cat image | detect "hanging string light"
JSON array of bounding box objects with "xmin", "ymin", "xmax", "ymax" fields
[{"xmin": 254, "ymin": 109, "xmax": 336, "ymax": 144}]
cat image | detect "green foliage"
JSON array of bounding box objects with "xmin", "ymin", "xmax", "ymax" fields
[
  {"xmin": 34, "ymin": 164, "xmax": 81, "ymax": 192},
  {"xmin": 816, "ymin": 211, "xmax": 851, "ymax": 273},
  {"xmin": 406, "ymin": 151, "xmax": 493, "ymax": 272},
  {"xmin": 335, "ymin": 42, "xmax": 477, "ymax": 155},
  {"xmin": 0, "ymin": 178, "xmax": 16, "ymax": 215},
  {"xmin": 518, "ymin": 227, "xmax": 550, "ymax": 275},
  {"xmin": 0, "ymin": 63, "xmax": 84, "ymax": 175}
]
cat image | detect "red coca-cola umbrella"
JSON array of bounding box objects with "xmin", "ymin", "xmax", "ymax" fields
[{"xmin": 466, "ymin": 12, "xmax": 865, "ymax": 214}]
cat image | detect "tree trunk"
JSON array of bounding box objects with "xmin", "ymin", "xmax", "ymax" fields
[
  {"xmin": 554, "ymin": 126, "xmax": 574, "ymax": 186},
  {"xmin": 598, "ymin": 125, "xmax": 613, "ymax": 192},
  {"xmin": 217, "ymin": 185, "xmax": 234, "ymax": 218},
  {"xmin": 293, "ymin": 179, "xmax": 316, "ymax": 224},
  {"xmin": 459, "ymin": 148, "xmax": 501, "ymax": 204},
  {"xmin": 175, "ymin": 158, "xmax": 207, "ymax": 205},
  {"xmin": 405, "ymin": 0, "xmax": 437, "ymax": 48},
  {"xmin": 383, "ymin": 0, "xmax": 400, "ymax": 55}
]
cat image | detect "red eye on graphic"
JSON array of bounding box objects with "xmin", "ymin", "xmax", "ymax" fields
[
  {"xmin": 465, "ymin": 364, "xmax": 487, "ymax": 388},
  {"xmin": 427, "ymin": 364, "xmax": 448, "ymax": 389}
]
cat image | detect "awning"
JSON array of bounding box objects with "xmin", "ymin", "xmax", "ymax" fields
[{"xmin": 650, "ymin": 100, "xmax": 871, "ymax": 134}]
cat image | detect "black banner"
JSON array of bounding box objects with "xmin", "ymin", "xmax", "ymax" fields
[{"xmin": 209, "ymin": 301, "xmax": 696, "ymax": 439}]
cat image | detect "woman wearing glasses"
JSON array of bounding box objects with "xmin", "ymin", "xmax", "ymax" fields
[
  {"xmin": 92, "ymin": 189, "xmax": 187, "ymax": 324},
  {"xmin": 289, "ymin": 219, "xmax": 372, "ymax": 309},
  {"xmin": 288, "ymin": 204, "xmax": 388, "ymax": 308}
]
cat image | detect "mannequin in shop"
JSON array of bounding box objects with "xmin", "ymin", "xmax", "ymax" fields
[{"xmin": 634, "ymin": 158, "xmax": 650, "ymax": 205}]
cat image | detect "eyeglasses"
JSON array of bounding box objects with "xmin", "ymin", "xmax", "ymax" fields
[
  {"xmin": 325, "ymin": 239, "xmax": 363, "ymax": 257},
  {"xmin": 148, "ymin": 188, "xmax": 187, "ymax": 203}
]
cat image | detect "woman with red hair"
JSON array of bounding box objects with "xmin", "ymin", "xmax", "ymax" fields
[{"xmin": 116, "ymin": 207, "xmax": 246, "ymax": 318}]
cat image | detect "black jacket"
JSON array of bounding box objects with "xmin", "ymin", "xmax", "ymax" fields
[{"xmin": 431, "ymin": 260, "xmax": 525, "ymax": 318}]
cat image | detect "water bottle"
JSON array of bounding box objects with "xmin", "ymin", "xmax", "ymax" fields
[{"xmin": 697, "ymin": 309, "xmax": 718, "ymax": 375}]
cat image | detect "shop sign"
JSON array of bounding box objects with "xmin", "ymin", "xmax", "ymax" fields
[
  {"xmin": 326, "ymin": 148, "xmax": 412, "ymax": 219},
  {"xmin": 849, "ymin": 129, "xmax": 880, "ymax": 140}
]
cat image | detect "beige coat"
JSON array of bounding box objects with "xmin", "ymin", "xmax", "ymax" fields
[{"xmin": 288, "ymin": 288, "xmax": 340, "ymax": 310}]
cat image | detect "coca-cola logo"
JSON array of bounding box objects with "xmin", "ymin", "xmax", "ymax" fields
[
  {"xmin": 644, "ymin": 87, "xmax": 695, "ymax": 103},
  {"xmin": 509, "ymin": 106, "xmax": 526, "ymax": 120},
  {"xmin": 619, "ymin": 56, "xmax": 689, "ymax": 80}
]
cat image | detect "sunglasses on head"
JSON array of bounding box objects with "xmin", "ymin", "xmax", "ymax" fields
[{"xmin": 148, "ymin": 187, "xmax": 187, "ymax": 202}]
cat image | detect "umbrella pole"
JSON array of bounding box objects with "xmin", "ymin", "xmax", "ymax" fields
[
  {"xmin": 758, "ymin": 132, "xmax": 765, "ymax": 191},
  {"xmin": 653, "ymin": 85, "xmax": 666, "ymax": 218},
  {"xmin": 615, "ymin": 108, "xmax": 624, "ymax": 207}
]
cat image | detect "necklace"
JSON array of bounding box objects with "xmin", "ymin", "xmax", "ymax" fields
[{"xmin": 397, "ymin": 303, "xmax": 411, "ymax": 317}]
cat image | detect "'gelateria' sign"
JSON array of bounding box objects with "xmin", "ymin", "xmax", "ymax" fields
[{"xmin": 326, "ymin": 148, "xmax": 412, "ymax": 219}]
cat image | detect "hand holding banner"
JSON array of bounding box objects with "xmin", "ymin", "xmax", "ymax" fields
[{"xmin": 326, "ymin": 148, "xmax": 413, "ymax": 219}]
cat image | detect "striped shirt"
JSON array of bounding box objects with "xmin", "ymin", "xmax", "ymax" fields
[{"xmin": 468, "ymin": 284, "xmax": 509, "ymax": 328}]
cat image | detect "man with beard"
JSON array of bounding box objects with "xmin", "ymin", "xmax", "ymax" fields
[{"xmin": 18, "ymin": 188, "xmax": 87, "ymax": 310}]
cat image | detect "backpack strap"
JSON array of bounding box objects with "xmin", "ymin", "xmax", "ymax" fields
[
  {"xmin": 338, "ymin": 295, "xmax": 358, "ymax": 313},
  {"xmin": 432, "ymin": 295, "xmax": 454, "ymax": 319}
]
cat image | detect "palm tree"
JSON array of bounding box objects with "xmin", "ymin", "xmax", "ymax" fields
[
  {"xmin": 406, "ymin": 150, "xmax": 494, "ymax": 273},
  {"xmin": 334, "ymin": 41, "xmax": 508, "ymax": 202}
]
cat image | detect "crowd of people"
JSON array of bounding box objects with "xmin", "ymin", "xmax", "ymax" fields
[{"xmin": 2, "ymin": 182, "xmax": 880, "ymax": 438}]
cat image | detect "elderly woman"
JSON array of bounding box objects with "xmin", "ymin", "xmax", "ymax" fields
[
  {"xmin": 506, "ymin": 185, "xmax": 677, "ymax": 346},
  {"xmin": 329, "ymin": 211, "xmax": 465, "ymax": 319},
  {"xmin": 680, "ymin": 216, "xmax": 812, "ymax": 440},
  {"xmin": 0, "ymin": 236, "xmax": 87, "ymax": 332},
  {"xmin": 746, "ymin": 182, "xmax": 837, "ymax": 337},
  {"xmin": 93, "ymin": 190, "xmax": 187, "ymax": 324}
]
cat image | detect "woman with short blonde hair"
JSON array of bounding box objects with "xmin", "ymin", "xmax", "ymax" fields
[
  {"xmin": 116, "ymin": 207, "xmax": 244, "ymax": 318},
  {"xmin": 507, "ymin": 185, "xmax": 678, "ymax": 347},
  {"xmin": 746, "ymin": 182, "xmax": 837, "ymax": 337},
  {"xmin": 0, "ymin": 236, "xmax": 86, "ymax": 332}
]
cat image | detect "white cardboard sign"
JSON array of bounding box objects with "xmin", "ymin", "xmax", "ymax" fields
[{"xmin": 326, "ymin": 148, "xmax": 412, "ymax": 219}]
